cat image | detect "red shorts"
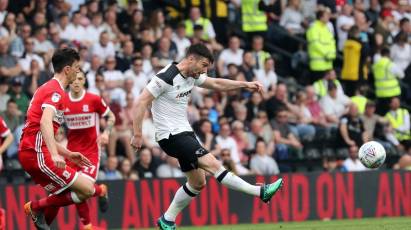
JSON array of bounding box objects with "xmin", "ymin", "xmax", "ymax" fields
[
  {"xmin": 18, "ymin": 133, "xmax": 78, "ymax": 194},
  {"xmin": 66, "ymin": 153, "xmax": 99, "ymax": 182}
]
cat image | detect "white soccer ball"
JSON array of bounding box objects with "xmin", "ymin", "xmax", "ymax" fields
[{"xmin": 358, "ymin": 141, "xmax": 386, "ymax": 169}]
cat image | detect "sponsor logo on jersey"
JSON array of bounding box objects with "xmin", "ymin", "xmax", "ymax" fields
[
  {"xmin": 65, "ymin": 113, "xmax": 96, "ymax": 129},
  {"xmin": 176, "ymin": 90, "xmax": 192, "ymax": 99},
  {"xmin": 83, "ymin": 104, "xmax": 89, "ymax": 112},
  {"xmin": 51, "ymin": 92, "xmax": 61, "ymax": 103}
]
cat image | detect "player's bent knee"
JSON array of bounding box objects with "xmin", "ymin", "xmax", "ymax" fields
[
  {"xmin": 75, "ymin": 191, "xmax": 89, "ymax": 201},
  {"xmin": 199, "ymin": 153, "xmax": 221, "ymax": 172},
  {"xmin": 83, "ymin": 181, "xmax": 95, "ymax": 198},
  {"xmin": 78, "ymin": 186, "xmax": 94, "ymax": 199},
  {"xmin": 75, "ymin": 185, "xmax": 94, "ymax": 200},
  {"xmin": 70, "ymin": 174, "xmax": 95, "ymax": 199}
]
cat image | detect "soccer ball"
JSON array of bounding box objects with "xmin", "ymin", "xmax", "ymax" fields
[{"xmin": 358, "ymin": 141, "xmax": 386, "ymax": 168}]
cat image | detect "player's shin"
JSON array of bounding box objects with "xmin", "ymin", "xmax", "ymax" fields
[
  {"xmin": 44, "ymin": 207, "xmax": 60, "ymax": 225},
  {"xmin": 163, "ymin": 183, "xmax": 200, "ymax": 222},
  {"xmin": 214, "ymin": 166, "xmax": 260, "ymax": 196},
  {"xmin": 76, "ymin": 202, "xmax": 91, "ymax": 226},
  {"xmin": 31, "ymin": 191, "xmax": 83, "ymax": 212}
]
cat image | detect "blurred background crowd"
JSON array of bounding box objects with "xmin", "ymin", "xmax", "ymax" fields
[{"xmin": 0, "ymin": 0, "xmax": 411, "ymax": 183}]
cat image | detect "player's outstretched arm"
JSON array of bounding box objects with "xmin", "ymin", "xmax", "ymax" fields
[
  {"xmin": 200, "ymin": 77, "xmax": 263, "ymax": 93},
  {"xmin": 41, "ymin": 107, "xmax": 66, "ymax": 168},
  {"xmin": 131, "ymin": 89, "xmax": 155, "ymax": 150}
]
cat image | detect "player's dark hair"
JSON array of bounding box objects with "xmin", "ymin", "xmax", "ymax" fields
[
  {"xmin": 79, "ymin": 69, "xmax": 89, "ymax": 89},
  {"xmin": 186, "ymin": 43, "xmax": 214, "ymax": 63},
  {"xmin": 52, "ymin": 48, "xmax": 80, "ymax": 73}
]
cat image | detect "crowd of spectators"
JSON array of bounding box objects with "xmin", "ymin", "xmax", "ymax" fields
[{"xmin": 0, "ymin": 0, "xmax": 411, "ymax": 183}]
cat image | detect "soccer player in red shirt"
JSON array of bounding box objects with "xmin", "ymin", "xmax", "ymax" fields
[
  {"xmin": 63, "ymin": 71, "xmax": 115, "ymax": 229},
  {"xmin": 18, "ymin": 48, "xmax": 107, "ymax": 230},
  {"xmin": 0, "ymin": 115, "xmax": 14, "ymax": 171}
]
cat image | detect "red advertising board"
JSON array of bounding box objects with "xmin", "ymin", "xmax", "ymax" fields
[{"xmin": 0, "ymin": 171, "xmax": 410, "ymax": 229}]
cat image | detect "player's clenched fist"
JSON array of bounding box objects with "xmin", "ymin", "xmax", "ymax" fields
[
  {"xmin": 130, "ymin": 134, "xmax": 143, "ymax": 150},
  {"xmin": 52, "ymin": 154, "xmax": 66, "ymax": 169},
  {"xmin": 245, "ymin": 81, "xmax": 264, "ymax": 94}
]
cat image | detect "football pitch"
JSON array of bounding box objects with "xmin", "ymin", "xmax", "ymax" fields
[{"xmin": 133, "ymin": 217, "xmax": 411, "ymax": 230}]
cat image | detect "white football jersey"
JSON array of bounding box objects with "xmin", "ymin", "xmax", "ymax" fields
[{"xmin": 146, "ymin": 63, "xmax": 207, "ymax": 141}]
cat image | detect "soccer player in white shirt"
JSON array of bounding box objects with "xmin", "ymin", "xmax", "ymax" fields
[{"xmin": 131, "ymin": 44, "xmax": 283, "ymax": 230}]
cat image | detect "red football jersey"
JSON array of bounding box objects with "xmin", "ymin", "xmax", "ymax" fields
[
  {"xmin": 19, "ymin": 78, "xmax": 66, "ymax": 151},
  {"xmin": 64, "ymin": 91, "xmax": 109, "ymax": 158}
]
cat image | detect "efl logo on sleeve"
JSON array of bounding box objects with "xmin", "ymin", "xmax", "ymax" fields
[{"xmin": 51, "ymin": 92, "xmax": 61, "ymax": 102}]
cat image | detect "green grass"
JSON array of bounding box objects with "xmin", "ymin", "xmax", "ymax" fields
[{"xmin": 132, "ymin": 217, "xmax": 411, "ymax": 230}]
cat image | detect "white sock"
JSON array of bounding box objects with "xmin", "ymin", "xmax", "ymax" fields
[
  {"xmin": 164, "ymin": 183, "xmax": 200, "ymax": 222},
  {"xmin": 214, "ymin": 166, "xmax": 260, "ymax": 196}
]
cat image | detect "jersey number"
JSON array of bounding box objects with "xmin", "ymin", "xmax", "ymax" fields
[{"xmin": 82, "ymin": 165, "xmax": 96, "ymax": 174}]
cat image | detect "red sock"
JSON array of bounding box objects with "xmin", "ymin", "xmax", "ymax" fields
[
  {"xmin": 76, "ymin": 202, "xmax": 91, "ymax": 226},
  {"xmin": 45, "ymin": 206, "xmax": 60, "ymax": 225},
  {"xmin": 31, "ymin": 191, "xmax": 76, "ymax": 212},
  {"xmin": 93, "ymin": 184, "xmax": 102, "ymax": 197}
]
